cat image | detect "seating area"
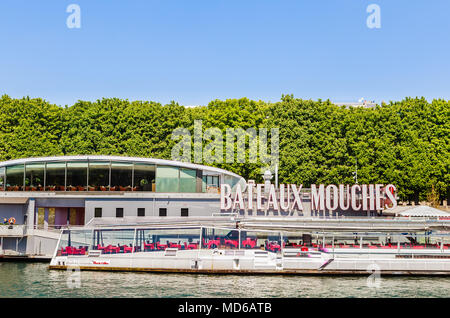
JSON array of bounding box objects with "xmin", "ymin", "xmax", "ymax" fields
[
  {"xmin": 60, "ymin": 246, "xmax": 88, "ymax": 256},
  {"xmin": 319, "ymin": 243, "xmax": 450, "ymax": 249},
  {"xmin": 5, "ymin": 185, "xmax": 147, "ymax": 192},
  {"xmin": 202, "ymin": 236, "xmax": 261, "ymax": 250},
  {"xmin": 59, "ymin": 240, "xmax": 450, "ymax": 257},
  {"xmin": 241, "ymin": 238, "xmax": 257, "ymax": 249},
  {"xmin": 266, "ymin": 241, "xmax": 281, "ymax": 252}
]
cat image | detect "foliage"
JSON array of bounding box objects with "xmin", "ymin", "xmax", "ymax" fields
[{"xmin": 0, "ymin": 94, "xmax": 448, "ymax": 202}]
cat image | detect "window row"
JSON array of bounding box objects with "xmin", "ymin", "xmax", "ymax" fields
[
  {"xmin": 94, "ymin": 207, "xmax": 189, "ymax": 218},
  {"xmin": 0, "ymin": 162, "xmax": 224, "ymax": 193}
]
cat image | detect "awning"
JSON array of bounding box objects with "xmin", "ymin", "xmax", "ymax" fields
[
  {"xmin": 0, "ymin": 197, "xmax": 29, "ymax": 205},
  {"xmin": 398, "ymin": 205, "xmax": 449, "ymax": 217}
]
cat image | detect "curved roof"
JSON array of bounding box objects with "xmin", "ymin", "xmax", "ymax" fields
[{"xmin": 0, "ymin": 155, "xmax": 244, "ymax": 180}]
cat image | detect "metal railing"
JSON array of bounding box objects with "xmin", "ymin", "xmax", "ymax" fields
[{"xmin": 0, "ymin": 224, "xmax": 26, "ymax": 236}]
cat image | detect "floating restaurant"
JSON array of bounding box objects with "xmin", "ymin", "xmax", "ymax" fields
[{"xmin": 0, "ymin": 155, "xmax": 449, "ymax": 275}]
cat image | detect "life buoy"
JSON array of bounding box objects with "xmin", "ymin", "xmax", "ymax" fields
[{"xmin": 8, "ymin": 217, "xmax": 16, "ymax": 225}]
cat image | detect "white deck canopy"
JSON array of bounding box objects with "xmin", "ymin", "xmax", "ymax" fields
[{"xmin": 398, "ymin": 205, "xmax": 449, "ymax": 217}]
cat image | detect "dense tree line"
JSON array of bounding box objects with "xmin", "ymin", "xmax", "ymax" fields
[{"xmin": 0, "ymin": 94, "xmax": 448, "ymax": 202}]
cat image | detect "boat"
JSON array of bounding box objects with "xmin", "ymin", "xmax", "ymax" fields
[{"xmin": 49, "ymin": 220, "xmax": 450, "ymax": 275}]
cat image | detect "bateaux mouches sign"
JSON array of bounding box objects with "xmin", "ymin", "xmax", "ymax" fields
[{"xmin": 220, "ymin": 183, "xmax": 397, "ymax": 216}]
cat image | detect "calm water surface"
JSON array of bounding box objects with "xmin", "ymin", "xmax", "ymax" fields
[{"xmin": 0, "ymin": 262, "xmax": 449, "ymax": 298}]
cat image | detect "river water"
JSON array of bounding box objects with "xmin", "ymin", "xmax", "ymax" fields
[{"xmin": 0, "ymin": 262, "xmax": 449, "ymax": 298}]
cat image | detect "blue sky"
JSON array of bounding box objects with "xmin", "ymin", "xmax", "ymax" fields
[{"xmin": 0, "ymin": 0, "xmax": 449, "ymax": 106}]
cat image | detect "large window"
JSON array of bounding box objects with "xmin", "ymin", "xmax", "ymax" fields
[
  {"xmin": 179, "ymin": 168, "xmax": 196, "ymax": 193},
  {"xmin": 133, "ymin": 163, "xmax": 155, "ymax": 191},
  {"xmin": 46, "ymin": 162, "xmax": 66, "ymax": 191},
  {"xmin": 66, "ymin": 162, "xmax": 88, "ymax": 191},
  {"xmin": 1, "ymin": 160, "xmax": 217, "ymax": 193},
  {"xmin": 203, "ymin": 175, "xmax": 220, "ymax": 193},
  {"xmin": 156, "ymin": 166, "xmax": 179, "ymax": 192},
  {"xmin": 224, "ymin": 175, "xmax": 239, "ymax": 191},
  {"xmin": 110, "ymin": 162, "xmax": 132, "ymax": 191},
  {"xmin": 89, "ymin": 161, "xmax": 110, "ymax": 191},
  {"xmin": 0, "ymin": 167, "xmax": 4, "ymax": 191},
  {"xmin": 25, "ymin": 163, "xmax": 45, "ymax": 191},
  {"xmin": 6, "ymin": 164, "xmax": 24, "ymax": 191}
]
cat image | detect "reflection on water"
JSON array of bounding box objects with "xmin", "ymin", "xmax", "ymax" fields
[{"xmin": 0, "ymin": 263, "xmax": 449, "ymax": 298}]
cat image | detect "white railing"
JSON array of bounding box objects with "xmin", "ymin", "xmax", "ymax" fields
[{"xmin": 0, "ymin": 224, "xmax": 26, "ymax": 236}]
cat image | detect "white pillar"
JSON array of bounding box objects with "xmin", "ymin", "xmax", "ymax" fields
[{"xmin": 26, "ymin": 199, "xmax": 36, "ymax": 230}]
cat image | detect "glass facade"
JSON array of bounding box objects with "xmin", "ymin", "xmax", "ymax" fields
[
  {"xmin": 0, "ymin": 167, "xmax": 4, "ymax": 191},
  {"xmin": 88, "ymin": 162, "xmax": 110, "ymax": 191},
  {"xmin": 0, "ymin": 159, "xmax": 242, "ymax": 193},
  {"xmin": 203, "ymin": 175, "xmax": 220, "ymax": 193},
  {"xmin": 25, "ymin": 163, "xmax": 45, "ymax": 191},
  {"xmin": 6, "ymin": 164, "xmax": 24, "ymax": 191},
  {"xmin": 156, "ymin": 166, "xmax": 179, "ymax": 193},
  {"xmin": 133, "ymin": 163, "xmax": 155, "ymax": 192},
  {"xmin": 179, "ymin": 168, "xmax": 196, "ymax": 193},
  {"xmin": 46, "ymin": 162, "xmax": 66, "ymax": 191},
  {"xmin": 224, "ymin": 174, "xmax": 240, "ymax": 191},
  {"xmin": 67, "ymin": 162, "xmax": 88, "ymax": 191},
  {"xmin": 111, "ymin": 162, "xmax": 133, "ymax": 191}
]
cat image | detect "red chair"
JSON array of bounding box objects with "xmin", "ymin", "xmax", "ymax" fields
[
  {"xmin": 156, "ymin": 242, "xmax": 168, "ymax": 250},
  {"xmin": 184, "ymin": 242, "xmax": 198, "ymax": 250},
  {"xmin": 267, "ymin": 242, "xmax": 281, "ymax": 252},
  {"xmin": 208, "ymin": 239, "xmax": 221, "ymax": 249},
  {"xmin": 203, "ymin": 238, "xmax": 220, "ymax": 249},
  {"xmin": 224, "ymin": 239, "xmax": 238, "ymax": 248},
  {"xmin": 189, "ymin": 242, "xmax": 199, "ymax": 250},
  {"xmin": 144, "ymin": 243, "xmax": 154, "ymax": 251},
  {"xmin": 105, "ymin": 245, "xmax": 120, "ymax": 254},
  {"xmin": 242, "ymin": 238, "xmax": 256, "ymax": 249},
  {"xmin": 168, "ymin": 242, "xmax": 182, "ymax": 249},
  {"xmin": 122, "ymin": 245, "xmax": 133, "ymax": 253},
  {"xmin": 65, "ymin": 246, "xmax": 74, "ymax": 255}
]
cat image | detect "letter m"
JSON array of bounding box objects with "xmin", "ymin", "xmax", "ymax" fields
[{"xmin": 311, "ymin": 184, "xmax": 325, "ymax": 211}]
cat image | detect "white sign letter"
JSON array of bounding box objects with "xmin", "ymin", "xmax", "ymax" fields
[
  {"xmin": 311, "ymin": 184, "xmax": 325, "ymax": 212},
  {"xmin": 220, "ymin": 184, "xmax": 232, "ymax": 210}
]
